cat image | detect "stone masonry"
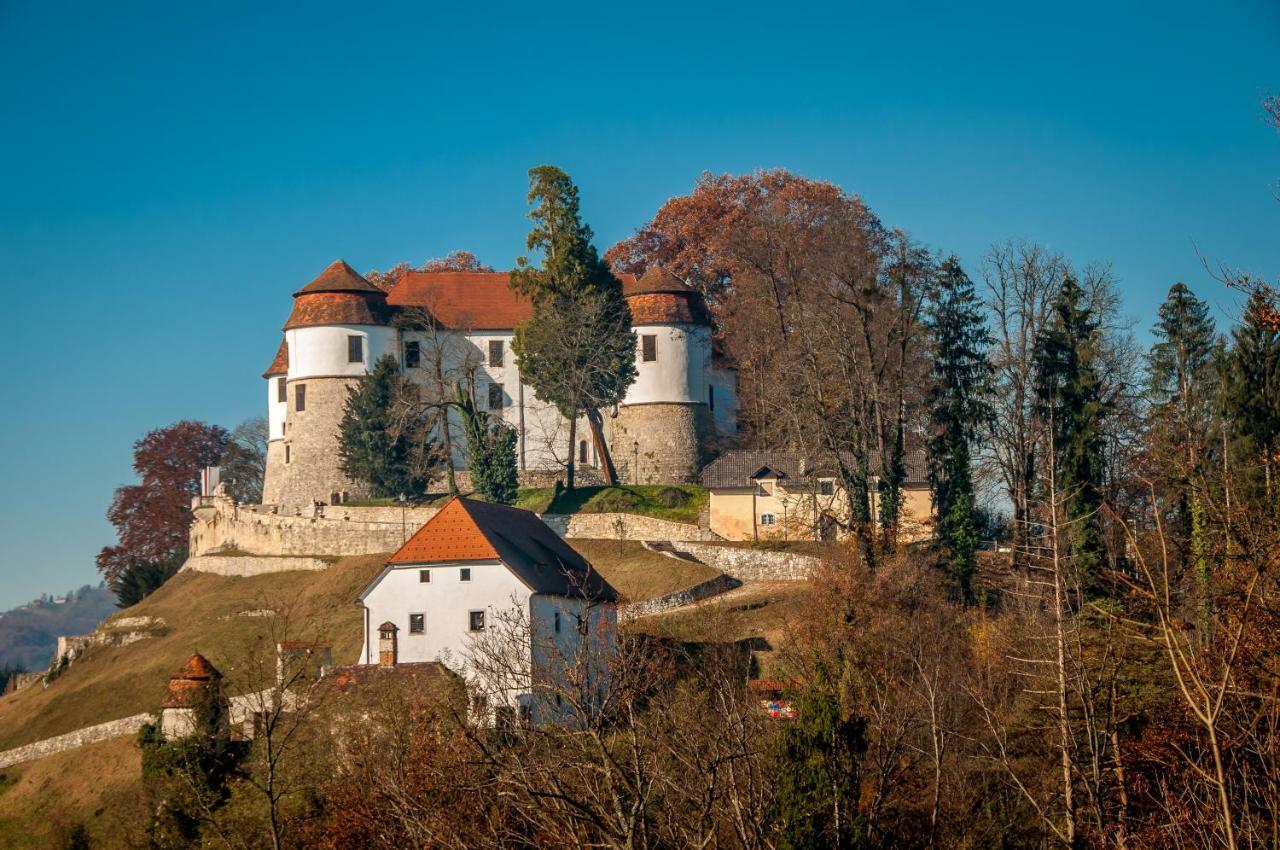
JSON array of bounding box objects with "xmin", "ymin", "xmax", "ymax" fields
[
  {"xmin": 676, "ymin": 542, "xmax": 821, "ymax": 581},
  {"xmin": 607, "ymin": 402, "xmax": 714, "ymax": 484},
  {"xmin": 264, "ymin": 376, "xmax": 371, "ymax": 510}
]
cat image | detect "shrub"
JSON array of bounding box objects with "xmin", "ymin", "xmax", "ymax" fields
[{"xmin": 586, "ymin": 488, "xmax": 644, "ymax": 513}]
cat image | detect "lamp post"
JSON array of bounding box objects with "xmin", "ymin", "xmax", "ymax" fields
[
  {"xmin": 397, "ymin": 493, "xmax": 408, "ymax": 542},
  {"xmin": 632, "ymin": 440, "xmax": 640, "ymax": 486}
]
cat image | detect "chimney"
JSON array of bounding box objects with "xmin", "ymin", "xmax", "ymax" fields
[{"xmin": 378, "ymin": 621, "xmax": 398, "ymax": 668}]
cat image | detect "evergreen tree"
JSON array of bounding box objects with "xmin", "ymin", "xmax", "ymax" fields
[
  {"xmin": 769, "ymin": 662, "xmax": 867, "ymax": 850},
  {"xmin": 114, "ymin": 558, "xmax": 182, "ymax": 607},
  {"xmin": 1226, "ymin": 290, "xmax": 1280, "ymax": 500},
  {"xmin": 338, "ymin": 355, "xmax": 438, "ymax": 498},
  {"xmin": 510, "ymin": 166, "xmax": 636, "ymax": 490},
  {"xmin": 1034, "ymin": 276, "xmax": 1109, "ymax": 582},
  {"xmin": 455, "ymin": 384, "xmax": 519, "ymax": 505},
  {"xmin": 926, "ymin": 257, "xmax": 993, "ymax": 594}
]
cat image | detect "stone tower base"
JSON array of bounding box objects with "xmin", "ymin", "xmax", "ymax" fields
[
  {"xmin": 262, "ymin": 377, "xmax": 371, "ymax": 511},
  {"xmin": 606, "ymin": 402, "xmax": 713, "ymax": 485}
]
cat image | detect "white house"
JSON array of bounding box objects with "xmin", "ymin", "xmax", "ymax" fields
[{"xmin": 355, "ymin": 496, "xmax": 619, "ymax": 726}]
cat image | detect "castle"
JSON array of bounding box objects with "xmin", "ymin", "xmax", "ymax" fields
[{"xmin": 260, "ymin": 260, "xmax": 738, "ymax": 509}]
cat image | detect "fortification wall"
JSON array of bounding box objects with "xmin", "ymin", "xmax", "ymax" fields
[
  {"xmin": 190, "ymin": 493, "xmax": 439, "ymax": 558},
  {"xmin": 677, "ymin": 543, "xmax": 820, "ymax": 581},
  {"xmin": 607, "ymin": 402, "xmax": 712, "ymax": 484},
  {"xmin": 0, "ymin": 714, "xmax": 151, "ymax": 769},
  {"xmin": 182, "ymin": 555, "xmax": 333, "ymax": 576},
  {"xmin": 619, "ymin": 573, "xmax": 739, "ymax": 620},
  {"xmin": 543, "ymin": 512, "xmax": 720, "ymax": 542}
]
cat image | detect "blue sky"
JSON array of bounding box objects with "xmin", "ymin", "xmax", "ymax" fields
[{"xmin": 0, "ymin": 1, "xmax": 1276, "ymax": 608}]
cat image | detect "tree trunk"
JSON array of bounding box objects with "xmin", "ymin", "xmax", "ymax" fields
[
  {"xmin": 585, "ymin": 408, "xmax": 619, "ymax": 487},
  {"xmin": 566, "ymin": 415, "xmax": 577, "ymax": 491}
]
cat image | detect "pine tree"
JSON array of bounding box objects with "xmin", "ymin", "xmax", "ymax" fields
[
  {"xmin": 455, "ymin": 384, "xmax": 518, "ymax": 505},
  {"xmin": 338, "ymin": 355, "xmax": 438, "ymax": 497},
  {"xmin": 1034, "ymin": 276, "xmax": 1109, "ymax": 582},
  {"xmin": 511, "ymin": 166, "xmax": 636, "ymax": 490},
  {"xmin": 769, "ymin": 662, "xmax": 867, "ymax": 850},
  {"xmin": 1226, "ymin": 290, "xmax": 1280, "ymax": 501},
  {"xmin": 926, "ymin": 257, "xmax": 993, "ymax": 594}
]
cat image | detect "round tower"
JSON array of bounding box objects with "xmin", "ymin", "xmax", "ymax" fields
[
  {"xmin": 260, "ymin": 339, "xmax": 289, "ymax": 504},
  {"xmin": 608, "ymin": 267, "xmax": 717, "ymax": 484},
  {"xmin": 261, "ymin": 260, "xmax": 397, "ymax": 510}
]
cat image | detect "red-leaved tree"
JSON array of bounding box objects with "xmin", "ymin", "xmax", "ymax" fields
[{"xmin": 96, "ymin": 420, "xmax": 228, "ymax": 588}]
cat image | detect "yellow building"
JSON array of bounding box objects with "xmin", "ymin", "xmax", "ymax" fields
[{"xmin": 699, "ymin": 450, "xmax": 933, "ymax": 543}]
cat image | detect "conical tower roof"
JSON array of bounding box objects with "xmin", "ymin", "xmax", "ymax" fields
[{"xmin": 293, "ymin": 260, "xmax": 383, "ymax": 297}]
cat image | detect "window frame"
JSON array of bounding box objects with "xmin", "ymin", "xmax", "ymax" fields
[
  {"xmin": 818, "ymin": 479, "xmax": 835, "ymax": 496},
  {"xmin": 487, "ymin": 382, "xmax": 504, "ymax": 411},
  {"xmin": 469, "ymin": 609, "xmax": 486, "ymax": 632},
  {"xmin": 419, "ymin": 569, "xmax": 430, "ymax": 583},
  {"xmin": 347, "ymin": 334, "xmax": 364, "ymax": 364},
  {"xmin": 459, "ymin": 567, "xmax": 471, "ymax": 582},
  {"xmin": 404, "ymin": 340, "xmax": 421, "ymax": 369},
  {"xmin": 277, "ymin": 377, "xmax": 287, "ymax": 403},
  {"xmin": 760, "ymin": 513, "xmax": 777, "ymax": 526},
  {"xmin": 488, "ymin": 339, "xmax": 504, "ymax": 368},
  {"xmin": 295, "ymin": 383, "xmax": 306, "ymax": 412},
  {"xmin": 641, "ymin": 334, "xmax": 657, "ymax": 362},
  {"xmin": 408, "ymin": 613, "xmax": 425, "ymax": 635}
]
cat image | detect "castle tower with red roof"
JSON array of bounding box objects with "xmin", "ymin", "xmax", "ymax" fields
[{"xmin": 261, "ymin": 260, "xmax": 395, "ymax": 508}]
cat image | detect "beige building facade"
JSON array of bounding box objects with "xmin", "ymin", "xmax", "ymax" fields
[{"xmin": 699, "ymin": 450, "xmax": 933, "ymax": 543}]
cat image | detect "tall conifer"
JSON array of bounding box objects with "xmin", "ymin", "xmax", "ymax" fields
[
  {"xmin": 510, "ymin": 166, "xmax": 636, "ymax": 490},
  {"xmin": 926, "ymin": 257, "xmax": 992, "ymax": 594},
  {"xmin": 1226, "ymin": 290, "xmax": 1280, "ymax": 500}
]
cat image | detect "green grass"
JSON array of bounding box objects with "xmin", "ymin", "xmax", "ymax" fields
[
  {"xmin": 514, "ymin": 484, "xmax": 708, "ymax": 523},
  {"xmin": 343, "ymin": 494, "xmax": 447, "ymax": 508},
  {"xmin": 569, "ymin": 539, "xmax": 720, "ymax": 602}
]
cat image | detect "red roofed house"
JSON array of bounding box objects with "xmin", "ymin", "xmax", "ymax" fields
[
  {"xmin": 260, "ymin": 261, "xmax": 738, "ymax": 510},
  {"xmin": 355, "ymin": 496, "xmax": 619, "ymax": 726}
]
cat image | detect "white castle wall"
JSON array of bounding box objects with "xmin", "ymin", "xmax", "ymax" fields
[
  {"xmin": 624, "ymin": 323, "xmax": 710, "ymax": 405},
  {"xmin": 286, "ymin": 324, "xmax": 399, "ymax": 378}
]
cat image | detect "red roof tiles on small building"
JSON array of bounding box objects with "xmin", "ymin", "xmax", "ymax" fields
[{"xmin": 161, "ymin": 653, "xmax": 222, "ymax": 709}]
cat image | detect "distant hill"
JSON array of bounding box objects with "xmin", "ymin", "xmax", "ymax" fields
[{"xmin": 0, "ymin": 585, "xmax": 117, "ymax": 672}]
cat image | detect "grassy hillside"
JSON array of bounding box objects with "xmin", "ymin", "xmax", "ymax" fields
[
  {"xmin": 0, "ymin": 554, "xmax": 387, "ymax": 751},
  {"xmin": 568, "ymin": 539, "xmax": 719, "ymax": 602},
  {"xmin": 0, "ymin": 736, "xmax": 141, "ymax": 848}
]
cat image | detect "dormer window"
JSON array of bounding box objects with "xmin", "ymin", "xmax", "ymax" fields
[{"xmin": 348, "ymin": 335, "xmax": 364, "ymax": 364}]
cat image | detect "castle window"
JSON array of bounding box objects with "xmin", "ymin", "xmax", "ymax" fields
[
  {"xmin": 641, "ymin": 334, "xmax": 657, "ymax": 362},
  {"xmin": 579, "ymin": 440, "xmax": 588, "ymax": 463},
  {"xmin": 469, "ymin": 610, "xmax": 486, "ymax": 632},
  {"xmin": 419, "ymin": 569, "xmax": 430, "ymax": 583},
  {"xmin": 488, "ymin": 383, "xmax": 504, "ymax": 411},
  {"xmin": 459, "ymin": 567, "xmax": 471, "ymax": 582},
  {"xmin": 277, "ymin": 377, "xmax": 287, "ymax": 403},
  {"xmin": 408, "ymin": 613, "xmax": 425, "ymax": 635},
  {"xmin": 404, "ymin": 341, "xmax": 421, "ymax": 368},
  {"xmin": 488, "ymin": 340, "xmax": 504, "ymax": 367},
  {"xmin": 348, "ymin": 335, "xmax": 364, "ymax": 364},
  {"xmin": 295, "ymin": 384, "xmax": 306, "ymax": 412},
  {"xmin": 819, "ymin": 480, "xmax": 835, "ymax": 496},
  {"xmin": 760, "ymin": 513, "xmax": 777, "ymax": 526}
]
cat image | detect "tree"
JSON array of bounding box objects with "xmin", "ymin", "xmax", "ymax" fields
[
  {"xmin": 926, "ymin": 257, "xmax": 993, "ymax": 594},
  {"xmin": 113, "ymin": 558, "xmax": 182, "ymax": 607},
  {"xmin": 455, "ymin": 383, "xmax": 518, "ymax": 504},
  {"xmin": 1225, "ymin": 290, "xmax": 1280, "ymax": 501},
  {"xmin": 510, "ymin": 165, "xmax": 636, "ymax": 489},
  {"xmin": 365, "ymin": 250, "xmax": 495, "ymax": 291},
  {"xmin": 96, "ymin": 420, "xmax": 228, "ymax": 588},
  {"xmin": 770, "ymin": 662, "xmax": 868, "ymax": 850},
  {"xmin": 220, "ymin": 417, "xmax": 268, "ymax": 504},
  {"xmin": 338, "ymin": 355, "xmax": 440, "ymax": 498},
  {"xmin": 1034, "ymin": 276, "xmax": 1109, "ymax": 583}
]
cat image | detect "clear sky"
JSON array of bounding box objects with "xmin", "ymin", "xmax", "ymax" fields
[{"xmin": 0, "ymin": 1, "xmax": 1276, "ymax": 609}]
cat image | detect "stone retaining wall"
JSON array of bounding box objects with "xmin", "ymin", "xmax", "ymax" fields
[
  {"xmin": 190, "ymin": 493, "xmax": 436, "ymax": 558},
  {"xmin": 182, "ymin": 555, "xmax": 334, "ymax": 577},
  {"xmin": 0, "ymin": 714, "xmax": 150, "ymax": 769},
  {"xmin": 677, "ymin": 543, "xmax": 821, "ymax": 581},
  {"xmin": 620, "ymin": 573, "xmax": 740, "ymax": 620},
  {"xmin": 547, "ymin": 513, "xmax": 721, "ymax": 542}
]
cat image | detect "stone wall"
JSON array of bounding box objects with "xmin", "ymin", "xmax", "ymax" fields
[
  {"xmin": 619, "ymin": 573, "xmax": 740, "ymax": 620},
  {"xmin": 0, "ymin": 714, "xmax": 151, "ymax": 769},
  {"xmin": 264, "ymin": 376, "xmax": 372, "ymax": 511},
  {"xmin": 190, "ymin": 493, "xmax": 439, "ymax": 558},
  {"xmin": 544, "ymin": 512, "xmax": 721, "ymax": 542},
  {"xmin": 607, "ymin": 402, "xmax": 713, "ymax": 484},
  {"xmin": 677, "ymin": 543, "xmax": 821, "ymax": 581},
  {"xmin": 182, "ymin": 555, "xmax": 334, "ymax": 576}
]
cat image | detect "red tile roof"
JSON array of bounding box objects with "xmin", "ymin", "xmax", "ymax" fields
[
  {"xmin": 629, "ymin": 265, "xmax": 695, "ymax": 295},
  {"xmin": 294, "ymin": 260, "xmax": 384, "ymax": 296},
  {"xmin": 386, "ymin": 271, "xmax": 642, "ymax": 331},
  {"xmin": 384, "ymin": 496, "xmax": 617, "ymax": 600},
  {"xmin": 161, "ymin": 653, "xmax": 222, "ymax": 708},
  {"xmin": 284, "ymin": 291, "xmax": 392, "ymax": 330},
  {"xmin": 262, "ymin": 339, "xmax": 288, "ymax": 378}
]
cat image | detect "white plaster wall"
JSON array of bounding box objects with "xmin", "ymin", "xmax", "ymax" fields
[
  {"xmin": 266, "ymin": 376, "xmax": 287, "ymax": 440},
  {"xmin": 529, "ymin": 595, "xmax": 617, "ymax": 725},
  {"xmin": 286, "ymin": 324, "xmax": 398, "ymax": 379},
  {"xmin": 357, "ymin": 560, "xmax": 531, "ymax": 667},
  {"xmin": 625, "ymin": 324, "xmax": 708, "ymax": 405}
]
